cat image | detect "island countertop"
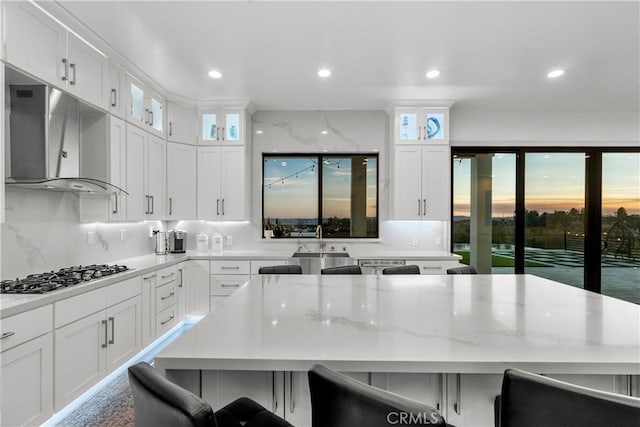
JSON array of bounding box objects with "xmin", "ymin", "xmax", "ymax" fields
[{"xmin": 154, "ymin": 274, "xmax": 640, "ymax": 375}]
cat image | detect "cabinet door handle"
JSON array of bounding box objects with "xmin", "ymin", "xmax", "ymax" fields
[
  {"xmin": 0, "ymin": 331, "xmax": 15, "ymax": 340},
  {"xmin": 424, "ymin": 126, "xmax": 427, "ymax": 140},
  {"xmin": 417, "ymin": 125, "xmax": 421, "ymax": 140},
  {"xmin": 102, "ymin": 320, "xmax": 108, "ymax": 348},
  {"xmin": 150, "ymin": 195, "xmax": 155, "ymax": 215},
  {"xmin": 111, "ymin": 88, "xmax": 117, "ymax": 107},
  {"xmin": 149, "ymin": 111, "xmax": 154, "ymax": 127},
  {"xmin": 61, "ymin": 58, "xmax": 69, "ymax": 82},
  {"xmin": 216, "ymin": 199, "xmax": 220, "ymax": 216},
  {"xmin": 169, "ymin": 121, "xmax": 173, "ymax": 136},
  {"xmin": 169, "ymin": 197, "xmax": 173, "ymax": 215},
  {"xmin": 161, "ymin": 292, "xmax": 176, "ymax": 301},
  {"xmin": 145, "ymin": 195, "xmax": 149, "ymax": 214},
  {"xmin": 144, "ymin": 109, "xmax": 149, "ymax": 124},
  {"xmin": 70, "ymin": 63, "xmax": 77, "ymax": 85},
  {"xmin": 436, "ymin": 373, "xmax": 443, "ymax": 411},
  {"xmin": 108, "ymin": 317, "xmax": 115, "ymax": 345},
  {"xmin": 221, "ymin": 199, "xmax": 225, "ymax": 215},
  {"xmin": 178, "ymin": 268, "xmax": 183, "ymax": 288},
  {"xmin": 423, "ymin": 199, "xmax": 427, "ymax": 216},
  {"xmin": 454, "ymin": 373, "xmax": 461, "ymax": 415},
  {"xmin": 161, "ymin": 272, "xmax": 176, "ymax": 279},
  {"xmin": 289, "ymin": 372, "xmax": 295, "ymax": 413},
  {"xmin": 417, "ymin": 199, "xmax": 421, "ymax": 216},
  {"xmin": 272, "ymin": 372, "xmax": 278, "ymax": 412},
  {"xmin": 221, "ymin": 127, "xmax": 225, "ymax": 141},
  {"xmin": 161, "ymin": 315, "xmax": 175, "ymax": 326}
]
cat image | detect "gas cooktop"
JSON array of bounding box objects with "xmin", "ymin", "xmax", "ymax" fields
[{"xmin": 1, "ymin": 264, "xmax": 130, "ymax": 294}]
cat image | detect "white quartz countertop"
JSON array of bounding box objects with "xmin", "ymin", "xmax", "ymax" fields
[
  {"xmin": 0, "ymin": 250, "xmax": 460, "ymax": 318},
  {"xmin": 155, "ymin": 274, "xmax": 640, "ymax": 375}
]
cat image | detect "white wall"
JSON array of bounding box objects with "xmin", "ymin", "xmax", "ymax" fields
[{"xmin": 451, "ymin": 111, "xmax": 639, "ymax": 146}]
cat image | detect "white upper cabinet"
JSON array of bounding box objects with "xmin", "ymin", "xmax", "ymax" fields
[
  {"xmin": 393, "ymin": 145, "xmax": 450, "ymax": 220},
  {"xmin": 166, "ymin": 142, "xmax": 197, "ymax": 220},
  {"xmin": 197, "ymin": 146, "xmax": 246, "ymax": 220},
  {"xmin": 167, "ymin": 102, "xmax": 197, "ymax": 144},
  {"xmin": 4, "ymin": 1, "xmax": 109, "ymax": 110},
  {"xmin": 126, "ymin": 75, "xmax": 165, "ymax": 138},
  {"xmin": 126, "ymin": 124, "xmax": 166, "ymax": 220},
  {"xmin": 395, "ymin": 108, "xmax": 449, "ymax": 145},
  {"xmin": 109, "ymin": 62, "xmax": 127, "ymax": 118},
  {"xmin": 199, "ymin": 108, "xmax": 245, "ymax": 145}
]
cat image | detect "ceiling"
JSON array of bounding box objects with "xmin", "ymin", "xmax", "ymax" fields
[{"xmin": 57, "ymin": 1, "xmax": 639, "ymax": 112}]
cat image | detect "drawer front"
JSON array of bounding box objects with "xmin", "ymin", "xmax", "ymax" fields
[
  {"xmin": 106, "ymin": 276, "xmax": 141, "ymax": 307},
  {"xmin": 55, "ymin": 287, "xmax": 107, "ymax": 329},
  {"xmin": 413, "ymin": 261, "xmax": 462, "ymax": 275},
  {"xmin": 1, "ymin": 305, "xmax": 53, "ymax": 352},
  {"xmin": 210, "ymin": 275, "xmax": 250, "ymax": 296},
  {"xmin": 250, "ymin": 259, "xmax": 287, "ymax": 275},
  {"xmin": 211, "ymin": 260, "xmax": 250, "ymax": 275},
  {"xmin": 155, "ymin": 281, "xmax": 178, "ymax": 313},
  {"xmin": 156, "ymin": 265, "xmax": 178, "ymax": 286},
  {"xmin": 155, "ymin": 305, "xmax": 177, "ymax": 337}
]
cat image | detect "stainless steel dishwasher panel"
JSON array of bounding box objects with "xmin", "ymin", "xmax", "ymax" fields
[{"xmin": 358, "ymin": 259, "xmax": 406, "ymax": 275}]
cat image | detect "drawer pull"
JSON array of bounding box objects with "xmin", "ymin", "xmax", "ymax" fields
[
  {"xmin": 422, "ymin": 266, "xmax": 442, "ymax": 270},
  {"xmin": 161, "ymin": 292, "xmax": 176, "ymax": 301},
  {"xmin": 1, "ymin": 332, "xmax": 15, "ymax": 340},
  {"xmin": 221, "ymin": 283, "xmax": 240, "ymax": 288},
  {"xmin": 220, "ymin": 266, "xmax": 240, "ymax": 270},
  {"xmin": 143, "ymin": 273, "xmax": 157, "ymax": 280},
  {"xmin": 161, "ymin": 315, "xmax": 175, "ymax": 326},
  {"xmin": 161, "ymin": 272, "xmax": 176, "ymax": 279}
]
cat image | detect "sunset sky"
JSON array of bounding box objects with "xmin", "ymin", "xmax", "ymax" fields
[
  {"xmin": 453, "ymin": 152, "xmax": 639, "ymax": 217},
  {"xmin": 263, "ymin": 156, "xmax": 377, "ymax": 220}
]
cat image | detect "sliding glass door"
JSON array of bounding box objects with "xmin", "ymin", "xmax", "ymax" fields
[
  {"xmin": 524, "ymin": 153, "xmax": 585, "ymax": 288},
  {"xmin": 452, "ymin": 148, "xmax": 639, "ymax": 304},
  {"xmin": 601, "ymin": 153, "xmax": 640, "ymax": 303}
]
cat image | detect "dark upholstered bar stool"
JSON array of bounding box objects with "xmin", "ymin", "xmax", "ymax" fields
[
  {"xmin": 258, "ymin": 265, "xmax": 303, "ymax": 274},
  {"xmin": 496, "ymin": 368, "xmax": 640, "ymax": 427},
  {"xmin": 308, "ymin": 364, "xmax": 452, "ymax": 427},
  {"xmin": 382, "ymin": 265, "xmax": 421, "ymax": 275},
  {"xmin": 320, "ymin": 265, "xmax": 362, "ymax": 275},
  {"xmin": 128, "ymin": 362, "xmax": 292, "ymax": 427},
  {"xmin": 446, "ymin": 265, "xmax": 478, "ymax": 274}
]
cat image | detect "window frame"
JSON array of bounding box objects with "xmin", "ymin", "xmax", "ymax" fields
[{"xmin": 262, "ymin": 152, "xmax": 379, "ymax": 239}]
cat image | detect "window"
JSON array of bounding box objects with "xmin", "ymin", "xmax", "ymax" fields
[{"xmin": 263, "ymin": 154, "xmax": 378, "ymax": 238}]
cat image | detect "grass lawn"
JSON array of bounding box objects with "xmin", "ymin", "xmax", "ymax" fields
[{"xmin": 455, "ymin": 251, "xmax": 549, "ymax": 268}]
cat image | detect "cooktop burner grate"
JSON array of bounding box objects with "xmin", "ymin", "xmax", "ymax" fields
[{"xmin": 1, "ymin": 264, "xmax": 130, "ymax": 294}]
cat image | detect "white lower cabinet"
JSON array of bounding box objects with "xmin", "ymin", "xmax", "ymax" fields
[
  {"xmin": 141, "ymin": 272, "xmax": 157, "ymax": 346},
  {"xmin": 105, "ymin": 296, "xmax": 142, "ymax": 372},
  {"xmin": 202, "ymin": 371, "xmax": 282, "ymax": 417},
  {"xmin": 210, "ymin": 260, "xmax": 250, "ymax": 312},
  {"xmin": 1, "ymin": 333, "xmax": 54, "ymax": 426},
  {"xmin": 371, "ymin": 373, "xmax": 444, "ymax": 411},
  {"xmin": 187, "ymin": 260, "xmax": 211, "ymax": 316},
  {"xmin": 413, "ymin": 260, "xmax": 463, "ymax": 275}
]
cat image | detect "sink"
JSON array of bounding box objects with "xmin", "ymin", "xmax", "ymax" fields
[
  {"xmin": 290, "ymin": 252, "xmax": 354, "ymax": 273},
  {"xmin": 292, "ymin": 252, "xmax": 351, "ymax": 258}
]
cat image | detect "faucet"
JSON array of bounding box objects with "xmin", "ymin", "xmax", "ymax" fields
[{"xmin": 315, "ymin": 225, "xmax": 325, "ymax": 252}]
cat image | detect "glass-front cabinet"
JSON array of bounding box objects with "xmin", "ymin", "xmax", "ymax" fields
[
  {"xmin": 126, "ymin": 75, "xmax": 164, "ymax": 137},
  {"xmin": 395, "ymin": 108, "xmax": 449, "ymax": 144},
  {"xmin": 199, "ymin": 109, "xmax": 245, "ymax": 145}
]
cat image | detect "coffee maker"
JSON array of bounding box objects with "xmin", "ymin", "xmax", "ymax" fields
[{"xmin": 169, "ymin": 230, "xmax": 187, "ymax": 253}]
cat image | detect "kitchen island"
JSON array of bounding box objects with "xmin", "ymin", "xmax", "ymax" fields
[{"xmin": 154, "ymin": 274, "xmax": 640, "ymax": 427}]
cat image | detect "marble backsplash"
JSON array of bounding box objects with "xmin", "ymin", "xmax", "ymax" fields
[{"xmin": 2, "ymin": 188, "xmax": 158, "ymax": 279}]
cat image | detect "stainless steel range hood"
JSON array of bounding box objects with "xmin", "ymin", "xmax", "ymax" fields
[{"xmin": 6, "ymin": 85, "xmax": 127, "ymax": 195}]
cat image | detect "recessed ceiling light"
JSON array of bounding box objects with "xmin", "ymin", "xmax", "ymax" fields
[
  {"xmin": 547, "ymin": 69, "xmax": 565, "ymax": 79},
  {"xmin": 321, "ymin": 130, "xmax": 329, "ymax": 135},
  {"xmin": 208, "ymin": 70, "xmax": 222, "ymax": 79},
  {"xmin": 317, "ymin": 68, "xmax": 331, "ymax": 78},
  {"xmin": 256, "ymin": 130, "xmax": 263, "ymax": 134},
  {"xmin": 425, "ymin": 70, "xmax": 440, "ymax": 79}
]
